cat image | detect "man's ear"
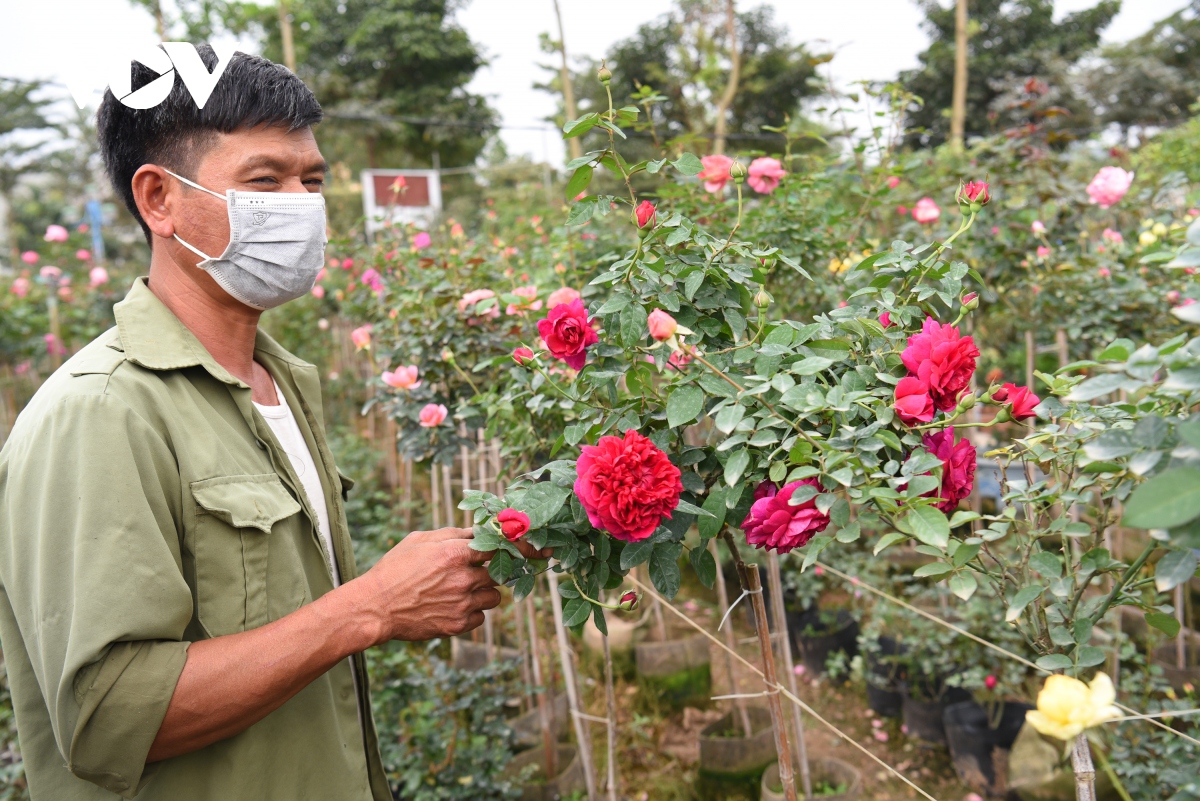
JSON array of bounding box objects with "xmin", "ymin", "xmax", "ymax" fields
[{"xmin": 131, "ymin": 165, "xmax": 176, "ymax": 241}]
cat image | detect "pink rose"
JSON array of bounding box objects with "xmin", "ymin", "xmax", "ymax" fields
[
  {"xmin": 341, "ymin": 258, "xmax": 354, "ymax": 270},
  {"xmin": 1086, "ymin": 166, "xmax": 1134, "ymax": 208},
  {"xmin": 912, "ymin": 198, "xmax": 941, "ymax": 224},
  {"xmin": 698, "ymin": 154, "xmax": 734, "ymax": 193},
  {"xmin": 1102, "ymin": 228, "xmax": 1123, "ymax": 244},
  {"xmin": 894, "ymin": 377, "xmax": 935, "ymax": 425},
  {"xmin": 44, "ymin": 333, "xmax": 65, "ymax": 356},
  {"xmin": 647, "ymin": 309, "xmax": 677, "ymax": 341},
  {"xmin": 10, "ymin": 277, "xmax": 31, "ymax": 298},
  {"xmin": 1037, "ymin": 246, "xmax": 1051, "ymax": 258},
  {"xmin": 886, "ymin": 176, "xmax": 901, "ymax": 189},
  {"xmin": 747, "ymin": 157, "xmax": 786, "ymax": 194},
  {"xmin": 44, "ymin": 224, "xmax": 68, "ymax": 242},
  {"xmin": 574, "ymin": 429, "xmax": 682, "ymax": 542},
  {"xmin": 20, "ymin": 251, "xmax": 38, "ymax": 265},
  {"xmin": 919, "ymin": 429, "xmax": 976, "ymax": 513},
  {"xmin": 546, "ymin": 286, "xmax": 581, "ymax": 308},
  {"xmin": 418, "ymin": 403, "xmax": 448, "ymax": 428},
  {"xmin": 635, "ymin": 200, "xmax": 656, "ymax": 228},
  {"xmin": 901, "ymin": 317, "xmax": 979, "ymax": 411},
  {"xmin": 382, "ymin": 365, "xmax": 421, "ymax": 390},
  {"xmin": 450, "ymin": 223, "xmax": 464, "ymax": 238},
  {"xmin": 413, "ymin": 231, "xmax": 431, "ymax": 249},
  {"xmin": 76, "ymin": 249, "xmax": 91, "ymax": 261},
  {"xmin": 350, "ymin": 324, "xmax": 372, "ymax": 351},
  {"xmin": 985, "ymin": 675, "xmax": 998, "ymax": 691},
  {"xmin": 1098, "ymin": 267, "xmax": 1110, "ymax": 278},
  {"xmin": 1031, "ymin": 220, "xmax": 1045, "ymax": 233},
  {"xmin": 497, "ymin": 508, "xmax": 531, "ymax": 541},
  {"xmin": 88, "ymin": 266, "xmax": 109, "ymax": 287},
  {"xmin": 956, "ymin": 180, "xmax": 990, "ymax": 207},
  {"xmin": 896, "ymin": 205, "xmax": 909, "ymax": 216},
  {"xmin": 537, "ymin": 298, "xmax": 598, "ymax": 371},
  {"xmin": 879, "ymin": 312, "xmax": 892, "ymax": 328},
  {"xmin": 458, "ymin": 288, "xmax": 497, "ymax": 313},
  {"xmin": 39, "ymin": 265, "xmax": 61, "ymax": 281},
  {"xmin": 668, "ymin": 350, "xmax": 693, "ymax": 370},
  {"xmin": 1168, "ymin": 290, "xmax": 1181, "ymax": 303},
  {"xmin": 512, "ymin": 347, "xmax": 535, "ymax": 366},
  {"xmin": 994, "ymin": 382, "xmax": 1039, "ymax": 421},
  {"xmin": 311, "ymin": 285, "xmax": 325, "ymax": 299},
  {"xmin": 741, "ymin": 479, "xmax": 830, "ymax": 554}
]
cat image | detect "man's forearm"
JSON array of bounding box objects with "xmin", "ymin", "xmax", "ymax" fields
[{"xmin": 146, "ymin": 580, "xmax": 377, "ymax": 763}]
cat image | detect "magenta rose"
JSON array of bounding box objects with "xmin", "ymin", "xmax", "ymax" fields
[
  {"xmin": 919, "ymin": 429, "xmax": 976, "ymax": 513},
  {"xmin": 994, "ymin": 382, "xmax": 1040, "ymax": 421},
  {"xmin": 574, "ymin": 429, "xmax": 683, "ymax": 542},
  {"xmin": 537, "ymin": 298, "xmax": 599, "ymax": 370},
  {"xmin": 894, "ymin": 377, "xmax": 935, "ymax": 425},
  {"xmin": 741, "ymin": 478, "xmax": 830, "ymax": 554},
  {"xmin": 901, "ymin": 317, "xmax": 980, "ymax": 411}
]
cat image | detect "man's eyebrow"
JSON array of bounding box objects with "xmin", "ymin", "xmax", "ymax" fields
[{"xmin": 239, "ymin": 154, "xmax": 329, "ymax": 174}]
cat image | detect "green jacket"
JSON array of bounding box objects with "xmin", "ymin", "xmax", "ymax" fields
[{"xmin": 0, "ymin": 278, "xmax": 391, "ymax": 800}]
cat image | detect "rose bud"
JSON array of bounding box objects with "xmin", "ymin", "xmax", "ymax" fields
[
  {"xmin": 729, "ymin": 160, "xmax": 748, "ymax": 183},
  {"xmin": 597, "ymin": 64, "xmax": 612, "ymax": 85},
  {"xmin": 956, "ymin": 180, "xmax": 991, "ymax": 212},
  {"xmin": 617, "ymin": 591, "xmax": 640, "ymax": 612},
  {"xmin": 635, "ymin": 200, "xmax": 657, "ymax": 230},
  {"xmin": 961, "ymin": 292, "xmax": 979, "ymax": 311},
  {"xmin": 985, "ymin": 675, "xmax": 998, "ymax": 691},
  {"xmin": 879, "ymin": 311, "xmax": 892, "ymax": 328},
  {"xmin": 956, "ymin": 392, "xmax": 976, "ymax": 411},
  {"xmin": 497, "ymin": 508, "xmax": 531, "ymax": 541},
  {"xmin": 754, "ymin": 289, "xmax": 773, "ymax": 308},
  {"xmin": 647, "ymin": 309, "xmax": 677, "ymax": 341},
  {"xmin": 512, "ymin": 346, "xmax": 535, "ymax": 366}
]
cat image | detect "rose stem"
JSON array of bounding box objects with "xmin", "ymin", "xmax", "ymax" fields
[
  {"xmin": 1071, "ymin": 732, "xmax": 1097, "ymax": 801},
  {"xmin": 546, "ymin": 568, "xmax": 599, "ymax": 800},
  {"xmin": 768, "ymin": 551, "xmax": 812, "ymax": 799}
]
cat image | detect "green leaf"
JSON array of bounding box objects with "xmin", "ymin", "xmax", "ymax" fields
[
  {"xmin": 714, "ymin": 403, "xmax": 745, "ymax": 434},
  {"xmin": 672, "ymin": 152, "xmax": 703, "ymax": 175},
  {"xmin": 1075, "ymin": 646, "xmax": 1106, "ymax": 668},
  {"xmin": 1124, "ymin": 468, "xmax": 1200, "ymax": 529},
  {"xmin": 874, "ymin": 532, "xmax": 908, "ymax": 555},
  {"xmin": 1155, "ymin": 548, "xmax": 1199, "ymax": 592},
  {"xmin": 563, "ymin": 597, "xmax": 592, "ymax": 627},
  {"xmin": 1146, "ymin": 611, "xmax": 1182, "ymax": 638},
  {"xmin": 1066, "ymin": 373, "xmax": 1141, "ymax": 402},
  {"xmin": 592, "ymin": 605, "xmax": 608, "ymax": 636},
  {"xmin": 699, "ymin": 489, "xmax": 727, "ymax": 539},
  {"xmin": 620, "ymin": 540, "xmax": 654, "ymax": 569},
  {"xmin": 724, "ymin": 449, "xmax": 750, "ymax": 487},
  {"xmin": 513, "ymin": 573, "xmax": 535, "ymax": 602},
  {"xmin": 566, "ymin": 199, "xmax": 596, "ymax": 226},
  {"xmin": 835, "ymin": 522, "xmax": 861, "ymax": 543},
  {"xmin": 949, "ymin": 510, "xmax": 982, "ymax": 528},
  {"xmin": 518, "ymin": 483, "xmax": 572, "ymax": 529},
  {"xmin": 1035, "ymin": 654, "xmax": 1073, "ymax": 671},
  {"xmin": 488, "ymin": 550, "xmax": 514, "ymax": 584},
  {"xmin": 1006, "ymin": 585, "xmax": 1045, "ymax": 622},
  {"xmin": 667, "ymin": 384, "xmax": 705, "ymax": 428},
  {"xmin": 1029, "ymin": 552, "xmax": 1064, "ymax": 580},
  {"xmin": 790, "ymin": 356, "xmax": 834, "ymax": 376},
  {"xmin": 620, "ymin": 303, "xmax": 648, "ymax": 348},
  {"xmin": 913, "ymin": 562, "xmax": 953, "ymax": 578},
  {"xmin": 683, "ymin": 269, "xmax": 705, "ymax": 299},
  {"xmin": 675, "ymin": 498, "xmax": 714, "ymax": 517},
  {"xmin": 563, "ymin": 114, "xmax": 599, "ymax": 138},
  {"xmin": 470, "ymin": 528, "xmax": 503, "ymax": 552},
  {"xmin": 565, "ymin": 164, "xmax": 593, "ymax": 198},
  {"xmin": 649, "ymin": 543, "xmax": 683, "ymax": 600},
  {"xmin": 689, "ymin": 546, "xmax": 717, "ymax": 589},
  {"xmin": 949, "ymin": 572, "xmax": 978, "ymax": 601},
  {"xmin": 903, "ymin": 506, "xmax": 950, "ymax": 549}
]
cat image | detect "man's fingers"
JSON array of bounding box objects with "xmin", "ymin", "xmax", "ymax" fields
[
  {"xmin": 417, "ymin": 527, "xmax": 474, "ymax": 543},
  {"xmin": 513, "ymin": 540, "xmax": 553, "ymax": 561},
  {"xmin": 470, "ymin": 586, "xmax": 502, "ymax": 611}
]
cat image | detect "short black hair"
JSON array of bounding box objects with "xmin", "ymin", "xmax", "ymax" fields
[{"xmin": 97, "ymin": 45, "xmax": 323, "ymax": 245}]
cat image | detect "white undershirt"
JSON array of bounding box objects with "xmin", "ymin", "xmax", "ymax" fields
[{"xmin": 253, "ymin": 379, "xmax": 338, "ymax": 585}]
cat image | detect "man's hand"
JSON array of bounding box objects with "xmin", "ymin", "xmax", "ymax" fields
[{"xmin": 344, "ymin": 527, "xmax": 551, "ymax": 645}]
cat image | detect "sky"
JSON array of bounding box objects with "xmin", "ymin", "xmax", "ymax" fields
[{"xmin": 0, "ymin": 0, "xmax": 1188, "ymax": 165}]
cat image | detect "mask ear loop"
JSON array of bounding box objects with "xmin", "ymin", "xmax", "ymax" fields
[{"xmin": 162, "ymin": 168, "xmax": 227, "ymax": 262}]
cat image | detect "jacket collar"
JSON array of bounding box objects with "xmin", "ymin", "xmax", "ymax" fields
[{"xmin": 113, "ymin": 277, "xmax": 311, "ymax": 387}]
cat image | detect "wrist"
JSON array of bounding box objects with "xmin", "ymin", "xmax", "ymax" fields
[{"xmin": 314, "ymin": 578, "xmax": 384, "ymax": 653}]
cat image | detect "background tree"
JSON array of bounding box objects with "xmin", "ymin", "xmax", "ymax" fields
[
  {"xmin": 900, "ymin": 0, "xmax": 1119, "ymax": 146},
  {"xmin": 0, "ymin": 78, "xmax": 59, "ymax": 265}
]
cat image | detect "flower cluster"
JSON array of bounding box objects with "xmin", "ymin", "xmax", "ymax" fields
[{"xmin": 897, "ymin": 317, "xmax": 980, "ymax": 414}]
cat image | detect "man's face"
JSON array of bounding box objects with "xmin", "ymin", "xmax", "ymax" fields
[{"xmin": 168, "ymin": 124, "xmax": 327, "ymax": 264}]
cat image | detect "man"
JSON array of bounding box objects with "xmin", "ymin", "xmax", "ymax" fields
[{"xmin": 0, "ymin": 48, "xmax": 540, "ymax": 799}]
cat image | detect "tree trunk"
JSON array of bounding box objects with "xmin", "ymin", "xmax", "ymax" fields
[
  {"xmin": 278, "ymin": 0, "xmax": 297, "ymax": 73},
  {"xmin": 552, "ymin": 0, "xmax": 582, "ymax": 161},
  {"xmin": 711, "ymin": 0, "xmax": 741, "ymax": 155},
  {"xmin": 949, "ymin": 0, "xmax": 968, "ymax": 151}
]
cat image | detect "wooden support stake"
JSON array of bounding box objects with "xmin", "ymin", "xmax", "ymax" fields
[
  {"xmin": 402, "ymin": 457, "xmax": 413, "ymax": 532},
  {"xmin": 441, "ymin": 463, "xmax": 454, "ymax": 532},
  {"xmin": 1177, "ymin": 584, "xmax": 1187, "ymax": 670},
  {"xmin": 545, "ymin": 569, "xmax": 598, "ymax": 800},
  {"xmin": 711, "ymin": 539, "xmax": 753, "ymax": 737},
  {"xmin": 1025, "ymin": 329, "xmax": 1036, "ymax": 391},
  {"xmin": 1071, "ymin": 733, "xmax": 1097, "ymax": 801},
  {"xmin": 459, "ymin": 423, "xmax": 472, "ymax": 528},
  {"xmin": 767, "ymin": 552, "xmax": 812, "ymax": 799},
  {"xmin": 430, "ymin": 463, "xmax": 441, "ymax": 529},
  {"xmin": 513, "ymin": 596, "xmax": 534, "ymax": 713},
  {"xmin": 525, "ymin": 589, "xmax": 558, "ymax": 780},
  {"xmin": 601, "ymin": 618, "xmax": 619, "ymax": 801}
]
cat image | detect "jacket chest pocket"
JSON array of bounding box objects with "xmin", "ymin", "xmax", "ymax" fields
[{"xmin": 190, "ymin": 474, "xmax": 305, "ymax": 638}]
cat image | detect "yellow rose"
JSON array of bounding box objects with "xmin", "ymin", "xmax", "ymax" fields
[
  {"xmin": 1140, "ymin": 230, "xmax": 1159, "ymax": 246},
  {"xmin": 1152, "ymin": 222, "xmax": 1168, "ymax": 236},
  {"xmin": 1026, "ymin": 673, "xmax": 1121, "ymax": 741}
]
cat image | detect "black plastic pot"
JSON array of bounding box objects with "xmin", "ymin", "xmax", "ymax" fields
[
  {"xmin": 793, "ymin": 609, "xmax": 859, "ymax": 674},
  {"xmin": 864, "ymin": 635, "xmax": 906, "ymax": 718},
  {"xmin": 902, "ymin": 693, "xmax": 949, "ymax": 745},
  {"xmin": 761, "ymin": 758, "xmax": 863, "ymax": 801},
  {"xmin": 504, "ymin": 744, "xmax": 584, "ymax": 801},
  {"xmin": 867, "ymin": 682, "xmax": 904, "ymax": 719},
  {"xmin": 1152, "ymin": 638, "xmax": 1200, "ymax": 692},
  {"xmin": 943, "ymin": 700, "xmax": 1032, "ymax": 792}
]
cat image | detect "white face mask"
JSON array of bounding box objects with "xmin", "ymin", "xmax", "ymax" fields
[{"xmin": 165, "ymin": 169, "xmax": 327, "ymax": 310}]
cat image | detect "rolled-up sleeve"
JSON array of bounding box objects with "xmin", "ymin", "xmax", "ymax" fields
[{"xmin": 0, "ymin": 392, "xmax": 193, "ymax": 797}]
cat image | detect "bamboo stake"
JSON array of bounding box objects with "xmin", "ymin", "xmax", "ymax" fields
[
  {"xmin": 1025, "ymin": 329, "xmax": 1036, "ymax": 391},
  {"xmin": 601, "ymin": 619, "xmax": 619, "ymax": 801},
  {"xmin": 711, "ymin": 538, "xmax": 753, "ymax": 737},
  {"xmin": 525, "ymin": 589, "xmax": 558, "ymax": 780},
  {"xmin": 545, "ymin": 569, "xmax": 598, "ymax": 800},
  {"xmin": 459, "ymin": 423, "xmax": 472, "ymax": 528},
  {"xmin": 1071, "ymin": 733, "xmax": 1097, "ymax": 801},
  {"xmin": 767, "ymin": 552, "xmax": 811, "ymax": 799},
  {"xmin": 1177, "ymin": 585, "xmax": 1187, "ymax": 670},
  {"xmin": 402, "ymin": 457, "xmax": 413, "ymax": 532},
  {"xmin": 513, "ymin": 595, "xmax": 534, "ymax": 713},
  {"xmin": 430, "ymin": 463, "xmax": 441, "ymax": 529},
  {"xmin": 441, "ymin": 463, "xmax": 454, "ymax": 532}
]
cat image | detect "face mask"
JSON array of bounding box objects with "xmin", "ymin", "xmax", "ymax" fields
[{"xmin": 165, "ymin": 169, "xmax": 327, "ymax": 310}]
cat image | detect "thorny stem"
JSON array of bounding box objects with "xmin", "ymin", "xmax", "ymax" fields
[
  {"xmin": 603, "ymin": 79, "xmax": 638, "ymax": 208},
  {"xmin": 1087, "ymin": 541, "xmax": 1158, "ymax": 628},
  {"xmin": 708, "ymin": 181, "xmax": 743, "ymax": 266},
  {"xmin": 571, "ymin": 575, "xmax": 632, "ymax": 611}
]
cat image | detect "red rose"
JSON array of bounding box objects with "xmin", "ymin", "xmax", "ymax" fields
[
  {"xmin": 740, "ymin": 478, "xmax": 830, "ymax": 554},
  {"xmin": 617, "ymin": 591, "xmax": 640, "ymax": 611},
  {"xmin": 635, "ymin": 200, "xmax": 656, "ymax": 228},
  {"xmin": 497, "ymin": 508, "xmax": 531, "ymax": 541},
  {"xmin": 879, "ymin": 312, "xmax": 892, "ymax": 328},
  {"xmin": 573, "ymin": 429, "xmax": 682, "ymax": 542},
  {"xmin": 512, "ymin": 346, "xmax": 535, "ymax": 366},
  {"xmin": 919, "ymin": 429, "xmax": 976, "ymax": 513},
  {"xmin": 894, "ymin": 377, "xmax": 935, "ymax": 425},
  {"xmin": 998, "ymin": 382, "xmax": 1040, "ymax": 421},
  {"xmin": 537, "ymin": 298, "xmax": 599, "ymax": 371},
  {"xmin": 901, "ymin": 317, "xmax": 980, "ymax": 411},
  {"xmin": 957, "ymin": 180, "xmax": 991, "ymax": 207}
]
